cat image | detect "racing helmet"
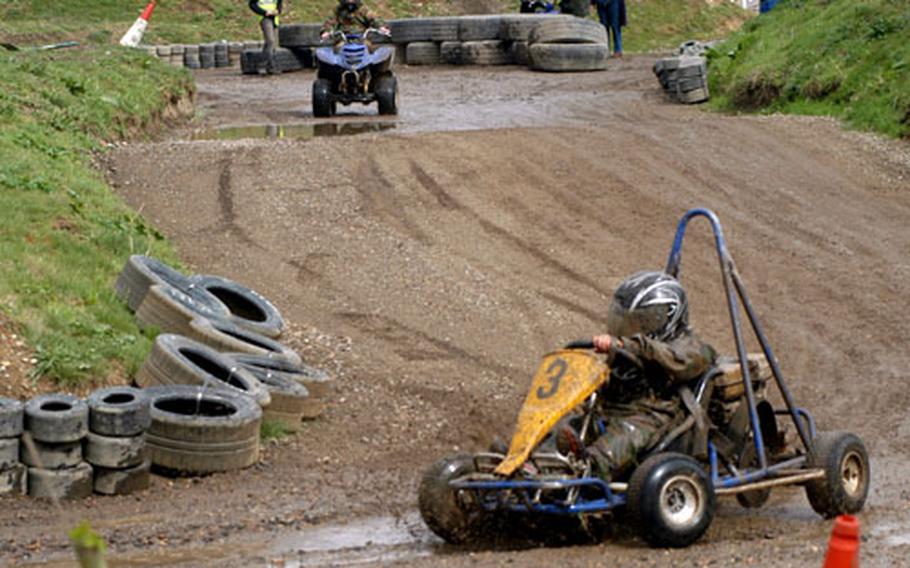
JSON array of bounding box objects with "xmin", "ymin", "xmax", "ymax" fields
[
  {"xmin": 607, "ymin": 271, "xmax": 689, "ymax": 341},
  {"xmin": 340, "ymin": 0, "xmax": 361, "ymax": 12}
]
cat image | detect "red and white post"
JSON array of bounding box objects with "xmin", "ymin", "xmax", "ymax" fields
[{"xmin": 119, "ymin": 1, "xmax": 157, "ymax": 47}]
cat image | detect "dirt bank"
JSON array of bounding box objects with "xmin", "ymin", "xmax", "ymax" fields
[{"xmin": 4, "ymin": 59, "xmax": 909, "ymax": 566}]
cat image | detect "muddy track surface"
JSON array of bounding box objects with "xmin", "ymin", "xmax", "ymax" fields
[{"xmin": 5, "ymin": 60, "xmax": 910, "ymax": 566}]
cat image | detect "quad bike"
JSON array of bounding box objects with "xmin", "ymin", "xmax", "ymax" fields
[
  {"xmin": 312, "ymin": 28, "xmax": 397, "ymax": 117},
  {"xmin": 418, "ymin": 208, "xmax": 870, "ymax": 548},
  {"xmin": 520, "ymin": 0, "xmax": 558, "ymax": 13}
]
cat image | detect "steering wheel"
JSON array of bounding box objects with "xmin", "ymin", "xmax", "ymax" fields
[{"xmin": 563, "ymin": 338, "xmax": 644, "ymax": 368}]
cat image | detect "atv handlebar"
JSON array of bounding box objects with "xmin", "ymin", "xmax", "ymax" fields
[
  {"xmin": 323, "ymin": 27, "xmax": 390, "ymax": 45},
  {"xmin": 563, "ymin": 338, "xmax": 643, "ymax": 368}
]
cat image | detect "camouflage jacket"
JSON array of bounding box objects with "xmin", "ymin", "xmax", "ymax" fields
[
  {"xmin": 601, "ymin": 331, "xmax": 717, "ymax": 405},
  {"xmin": 321, "ymin": 6, "xmax": 384, "ymax": 35}
]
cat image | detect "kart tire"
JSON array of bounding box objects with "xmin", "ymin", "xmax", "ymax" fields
[
  {"xmin": 20, "ymin": 439, "xmax": 82, "ymax": 469},
  {"xmin": 527, "ymin": 17, "xmax": 607, "ymax": 45},
  {"xmin": 83, "ymin": 432, "xmax": 146, "ymax": 469},
  {"xmin": 135, "ymin": 283, "xmax": 230, "ymax": 337},
  {"xmin": 406, "ymin": 42, "xmax": 440, "ymax": 66},
  {"xmin": 188, "ymin": 275, "xmax": 285, "ymax": 338},
  {"xmin": 24, "ymin": 394, "xmax": 89, "ymax": 444},
  {"xmin": 114, "ymin": 255, "xmax": 193, "ymax": 312},
  {"xmin": 457, "ymin": 15, "xmax": 502, "ymax": 41},
  {"xmin": 0, "ymin": 437, "xmax": 20, "ymax": 470},
  {"xmin": 529, "ymin": 43, "xmax": 608, "ymax": 72},
  {"xmin": 187, "ymin": 317, "xmax": 301, "ymax": 366},
  {"xmin": 627, "ymin": 452, "xmax": 715, "ymax": 548},
  {"xmin": 805, "ymin": 431, "xmax": 870, "ymax": 518},
  {"xmin": 227, "ymin": 353, "xmax": 332, "ymax": 411},
  {"xmin": 252, "ymin": 370, "xmax": 310, "ymax": 414},
  {"xmin": 735, "ymin": 441, "xmax": 771, "ymax": 509},
  {"xmin": 375, "ymin": 75, "xmax": 398, "ymax": 116},
  {"xmin": 0, "ymin": 397, "xmax": 24, "ymax": 438},
  {"xmin": 145, "ymin": 385, "xmax": 261, "ymax": 474},
  {"xmin": 499, "ymin": 14, "xmax": 572, "ymax": 42},
  {"xmin": 93, "ymin": 460, "xmax": 151, "ymax": 495},
  {"xmin": 389, "ymin": 17, "xmax": 459, "ymax": 43},
  {"xmin": 440, "ymin": 41, "xmax": 464, "ymax": 65},
  {"xmin": 87, "ymin": 386, "xmax": 151, "ymax": 437},
  {"xmin": 313, "ymin": 78, "xmax": 334, "ymax": 118},
  {"xmin": 418, "ymin": 454, "xmax": 490, "ymax": 544},
  {"xmin": 27, "ymin": 462, "xmax": 93, "ymax": 500},
  {"xmin": 460, "ymin": 41, "xmax": 510, "ymax": 66},
  {"xmin": 278, "ymin": 23, "xmax": 322, "ymax": 47},
  {"xmin": 135, "ymin": 334, "xmax": 271, "ymax": 408}
]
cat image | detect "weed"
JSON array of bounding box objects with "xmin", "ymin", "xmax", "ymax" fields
[{"xmin": 261, "ymin": 419, "xmax": 294, "ymax": 441}]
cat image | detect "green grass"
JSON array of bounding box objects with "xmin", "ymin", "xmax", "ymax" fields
[
  {"xmin": 260, "ymin": 419, "xmax": 295, "ymax": 441},
  {"xmin": 623, "ymin": 0, "xmax": 751, "ymax": 53},
  {"xmin": 708, "ymin": 0, "xmax": 910, "ymax": 138},
  {"xmin": 0, "ymin": 46, "xmax": 192, "ymax": 386}
]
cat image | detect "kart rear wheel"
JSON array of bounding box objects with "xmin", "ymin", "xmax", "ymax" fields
[
  {"xmin": 312, "ymin": 78, "xmax": 334, "ymax": 118},
  {"xmin": 628, "ymin": 452, "xmax": 716, "ymax": 548},
  {"xmin": 736, "ymin": 440, "xmax": 772, "ymax": 509},
  {"xmin": 805, "ymin": 431, "xmax": 870, "ymax": 518},
  {"xmin": 418, "ymin": 454, "xmax": 488, "ymax": 544},
  {"xmin": 375, "ymin": 75, "xmax": 398, "ymax": 116}
]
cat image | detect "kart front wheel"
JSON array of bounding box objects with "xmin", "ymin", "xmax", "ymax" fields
[
  {"xmin": 805, "ymin": 431, "xmax": 870, "ymax": 518},
  {"xmin": 418, "ymin": 454, "xmax": 488, "ymax": 544},
  {"xmin": 628, "ymin": 452, "xmax": 716, "ymax": 548},
  {"xmin": 375, "ymin": 75, "xmax": 398, "ymax": 116},
  {"xmin": 312, "ymin": 79, "xmax": 334, "ymax": 118}
]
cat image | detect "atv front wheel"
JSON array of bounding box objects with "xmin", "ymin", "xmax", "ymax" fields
[
  {"xmin": 805, "ymin": 431, "xmax": 870, "ymax": 518},
  {"xmin": 312, "ymin": 78, "xmax": 334, "ymax": 118},
  {"xmin": 375, "ymin": 75, "xmax": 398, "ymax": 116},
  {"xmin": 628, "ymin": 452, "xmax": 716, "ymax": 548},
  {"xmin": 418, "ymin": 454, "xmax": 488, "ymax": 544}
]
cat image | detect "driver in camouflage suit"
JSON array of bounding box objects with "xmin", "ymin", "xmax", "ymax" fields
[
  {"xmin": 320, "ymin": 0, "xmax": 387, "ymax": 40},
  {"xmin": 557, "ymin": 271, "xmax": 717, "ymax": 481}
]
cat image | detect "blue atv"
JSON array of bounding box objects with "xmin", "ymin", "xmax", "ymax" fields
[{"xmin": 313, "ymin": 29, "xmax": 397, "ymax": 117}]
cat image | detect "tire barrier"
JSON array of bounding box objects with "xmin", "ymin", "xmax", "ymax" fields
[
  {"xmin": 187, "ymin": 275, "xmax": 286, "ymax": 338},
  {"xmin": 187, "ymin": 317, "xmax": 301, "ymax": 366},
  {"xmin": 228, "ymin": 353, "xmax": 332, "ymax": 419},
  {"xmin": 529, "ymin": 43, "xmax": 609, "ymax": 72},
  {"xmin": 140, "ymin": 14, "xmax": 609, "ymax": 74},
  {"xmin": 136, "ymin": 283, "xmax": 231, "ymax": 337},
  {"xmin": 87, "ymin": 386, "xmax": 151, "ymax": 495},
  {"xmin": 653, "ymin": 55, "xmax": 709, "ymax": 104}
]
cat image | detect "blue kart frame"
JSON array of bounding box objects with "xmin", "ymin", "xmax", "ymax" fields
[{"xmin": 450, "ymin": 207, "xmax": 821, "ymax": 516}]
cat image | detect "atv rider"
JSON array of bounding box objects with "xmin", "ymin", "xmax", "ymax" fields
[
  {"xmin": 320, "ymin": 0, "xmax": 389, "ymax": 47},
  {"xmin": 558, "ymin": 271, "xmax": 717, "ymax": 481}
]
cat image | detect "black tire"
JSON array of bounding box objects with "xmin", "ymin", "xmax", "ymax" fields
[
  {"xmin": 313, "ymin": 78, "xmax": 334, "ymax": 117},
  {"xmin": 257, "ymin": 368, "xmax": 310, "ymax": 431},
  {"xmin": 278, "ymin": 23, "xmax": 322, "ymax": 47},
  {"xmin": 20, "ymin": 439, "xmax": 82, "ymax": 469},
  {"xmin": 627, "ymin": 452, "xmax": 716, "ymax": 548},
  {"xmin": 0, "ymin": 464, "xmax": 26, "ymax": 496},
  {"xmin": 405, "ymin": 42, "xmax": 441, "ymax": 66},
  {"xmin": 135, "ymin": 283, "xmax": 230, "ymax": 337},
  {"xmin": 187, "ymin": 317, "xmax": 301, "ymax": 365},
  {"xmin": 84, "ymin": 432, "xmax": 146, "ymax": 469},
  {"xmin": 114, "ymin": 255, "xmax": 193, "ymax": 312},
  {"xmin": 499, "ymin": 14, "xmax": 571, "ymax": 42},
  {"xmin": 188, "ymin": 275, "xmax": 285, "ymax": 339},
  {"xmin": 457, "ymin": 15, "xmax": 502, "ymax": 41},
  {"xmin": 27, "ymin": 462, "xmax": 93, "ymax": 500},
  {"xmin": 375, "ymin": 75, "xmax": 398, "ymax": 116},
  {"xmin": 527, "ymin": 18, "xmax": 607, "ymax": 45},
  {"xmin": 88, "ymin": 386, "xmax": 151, "ymax": 437},
  {"xmin": 735, "ymin": 441, "xmax": 772, "ymax": 509},
  {"xmin": 24, "ymin": 394, "xmax": 88, "ymax": 443},
  {"xmin": 459, "ymin": 41, "xmax": 510, "ymax": 66},
  {"xmin": 0, "ymin": 397, "xmax": 24, "ymax": 438},
  {"xmin": 389, "ymin": 17, "xmax": 459, "ymax": 43},
  {"xmin": 135, "ymin": 334, "xmax": 271, "ymax": 408},
  {"xmin": 228, "ymin": 352, "xmax": 333, "ymax": 400},
  {"xmin": 0, "ymin": 437, "xmax": 19, "ymax": 470},
  {"xmin": 144, "ymin": 385, "xmax": 261, "ymax": 474},
  {"xmin": 509, "ymin": 41, "xmax": 530, "ymax": 66},
  {"xmin": 677, "ymin": 87, "xmax": 710, "ymax": 105},
  {"xmin": 805, "ymin": 432, "xmax": 870, "ymax": 518},
  {"xmin": 93, "ymin": 460, "xmax": 151, "ymax": 495},
  {"xmin": 418, "ymin": 454, "xmax": 489, "ymax": 544},
  {"xmin": 528, "ymin": 43, "xmax": 608, "ymax": 72}
]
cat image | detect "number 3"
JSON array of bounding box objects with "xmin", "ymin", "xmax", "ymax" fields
[{"xmin": 537, "ymin": 358, "xmax": 567, "ymax": 399}]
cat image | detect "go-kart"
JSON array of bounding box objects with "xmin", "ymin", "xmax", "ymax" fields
[
  {"xmin": 312, "ymin": 28, "xmax": 397, "ymax": 117},
  {"xmin": 418, "ymin": 208, "xmax": 870, "ymax": 548}
]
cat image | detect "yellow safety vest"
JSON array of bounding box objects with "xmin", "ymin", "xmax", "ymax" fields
[{"xmin": 257, "ymin": 0, "xmax": 280, "ymax": 24}]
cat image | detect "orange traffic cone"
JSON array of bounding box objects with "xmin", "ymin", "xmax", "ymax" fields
[
  {"xmin": 822, "ymin": 515, "xmax": 860, "ymax": 568},
  {"xmin": 119, "ymin": 1, "xmax": 157, "ymax": 47}
]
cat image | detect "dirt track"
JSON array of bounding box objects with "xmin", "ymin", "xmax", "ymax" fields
[{"xmin": 4, "ymin": 59, "xmax": 910, "ymax": 566}]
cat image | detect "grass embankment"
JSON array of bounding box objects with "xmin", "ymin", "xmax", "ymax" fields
[
  {"xmin": 0, "ymin": 47, "xmax": 192, "ymax": 386},
  {"xmin": 709, "ymin": 0, "xmax": 910, "ymax": 138},
  {"xmin": 0, "ymin": 0, "xmax": 747, "ymax": 53}
]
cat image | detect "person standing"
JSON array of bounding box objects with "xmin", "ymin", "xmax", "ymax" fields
[
  {"xmin": 249, "ymin": 0, "xmax": 283, "ymax": 74},
  {"xmin": 591, "ymin": 0, "xmax": 626, "ymax": 58}
]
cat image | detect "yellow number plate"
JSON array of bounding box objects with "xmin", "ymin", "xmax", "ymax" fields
[{"xmin": 494, "ymin": 350, "xmax": 609, "ymax": 477}]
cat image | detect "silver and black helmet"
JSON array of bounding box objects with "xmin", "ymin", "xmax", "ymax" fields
[{"xmin": 607, "ymin": 271, "xmax": 689, "ymax": 341}]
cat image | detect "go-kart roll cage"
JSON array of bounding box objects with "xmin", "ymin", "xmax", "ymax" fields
[{"xmin": 450, "ymin": 208, "xmax": 822, "ymax": 515}]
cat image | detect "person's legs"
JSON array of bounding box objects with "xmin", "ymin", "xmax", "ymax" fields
[
  {"xmin": 596, "ymin": 1, "xmax": 609, "ymax": 29},
  {"xmin": 260, "ymin": 16, "xmax": 278, "ymax": 73},
  {"xmin": 587, "ymin": 411, "xmax": 669, "ymax": 479},
  {"xmin": 606, "ymin": 0, "xmax": 622, "ymax": 55}
]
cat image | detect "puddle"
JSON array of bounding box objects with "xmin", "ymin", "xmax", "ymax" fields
[
  {"xmin": 266, "ymin": 513, "xmax": 439, "ymax": 567},
  {"xmin": 190, "ymin": 122, "xmax": 396, "ymax": 141}
]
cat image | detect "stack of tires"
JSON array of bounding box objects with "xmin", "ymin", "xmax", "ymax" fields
[
  {"xmin": 0, "ymin": 398, "xmax": 25, "ymax": 496},
  {"xmin": 652, "ymin": 55, "xmax": 709, "ymax": 104},
  {"xmin": 526, "ymin": 16, "xmax": 609, "ymax": 72},
  {"xmin": 85, "ymin": 387, "xmax": 151, "ymax": 495},
  {"xmin": 22, "ymin": 395, "xmax": 93, "ymax": 499},
  {"xmin": 115, "ymin": 255, "xmax": 332, "ymax": 472},
  {"xmin": 240, "ymin": 47, "xmax": 312, "ymax": 75}
]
